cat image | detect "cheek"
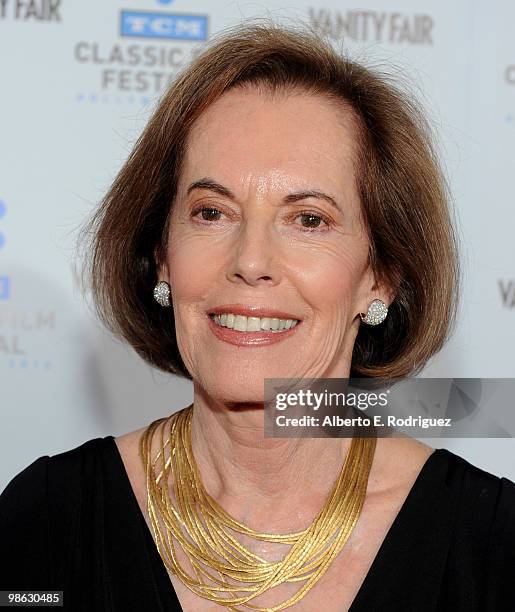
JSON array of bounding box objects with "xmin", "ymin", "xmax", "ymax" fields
[
  {"xmin": 166, "ymin": 228, "xmax": 224, "ymax": 303},
  {"xmin": 290, "ymin": 240, "xmax": 369, "ymax": 309}
]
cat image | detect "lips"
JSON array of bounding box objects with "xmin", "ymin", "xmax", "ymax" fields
[
  {"xmin": 207, "ymin": 312, "xmax": 301, "ymax": 346},
  {"xmin": 207, "ymin": 304, "xmax": 302, "ymax": 320}
]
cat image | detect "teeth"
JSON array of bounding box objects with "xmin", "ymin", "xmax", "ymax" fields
[
  {"xmin": 233, "ymin": 315, "xmax": 247, "ymax": 332},
  {"xmin": 210, "ymin": 313, "xmax": 300, "ymax": 332},
  {"xmin": 246, "ymin": 317, "xmax": 261, "ymax": 332},
  {"xmin": 260, "ymin": 318, "xmax": 271, "ymax": 330}
]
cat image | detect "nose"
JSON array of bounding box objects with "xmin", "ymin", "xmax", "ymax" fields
[{"xmin": 226, "ymin": 215, "xmax": 280, "ymax": 287}]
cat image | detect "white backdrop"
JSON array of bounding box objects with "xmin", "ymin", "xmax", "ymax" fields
[{"xmin": 1, "ymin": 0, "xmax": 514, "ymax": 490}]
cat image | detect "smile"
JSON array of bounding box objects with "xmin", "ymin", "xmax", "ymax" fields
[
  {"xmin": 207, "ymin": 313, "xmax": 302, "ymax": 347},
  {"xmin": 209, "ymin": 313, "xmax": 300, "ymax": 333}
]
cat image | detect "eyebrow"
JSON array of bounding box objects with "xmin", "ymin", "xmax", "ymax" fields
[{"xmin": 186, "ymin": 177, "xmax": 342, "ymax": 212}]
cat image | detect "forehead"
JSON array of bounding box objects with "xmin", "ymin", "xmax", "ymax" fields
[{"xmin": 180, "ymin": 86, "xmax": 359, "ymax": 196}]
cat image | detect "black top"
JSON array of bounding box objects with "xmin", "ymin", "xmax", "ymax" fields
[{"xmin": 0, "ymin": 436, "xmax": 514, "ymax": 611}]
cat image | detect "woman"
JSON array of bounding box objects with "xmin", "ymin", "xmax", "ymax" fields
[{"xmin": 1, "ymin": 22, "xmax": 514, "ymax": 612}]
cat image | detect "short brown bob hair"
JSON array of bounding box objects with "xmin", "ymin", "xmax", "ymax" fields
[{"xmin": 78, "ymin": 21, "xmax": 460, "ymax": 380}]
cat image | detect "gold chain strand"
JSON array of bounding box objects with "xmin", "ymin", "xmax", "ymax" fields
[{"xmin": 140, "ymin": 404, "xmax": 377, "ymax": 611}]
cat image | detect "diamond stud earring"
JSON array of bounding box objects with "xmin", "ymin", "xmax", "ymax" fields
[
  {"xmin": 359, "ymin": 299, "xmax": 388, "ymax": 326},
  {"xmin": 153, "ymin": 280, "xmax": 172, "ymax": 307}
]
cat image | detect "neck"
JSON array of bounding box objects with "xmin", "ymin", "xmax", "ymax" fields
[{"xmin": 189, "ymin": 385, "xmax": 353, "ymax": 529}]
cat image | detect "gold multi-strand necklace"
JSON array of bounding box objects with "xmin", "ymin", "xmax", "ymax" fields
[{"xmin": 139, "ymin": 404, "xmax": 376, "ymax": 611}]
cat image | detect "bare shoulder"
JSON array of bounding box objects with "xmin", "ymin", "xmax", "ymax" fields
[
  {"xmin": 114, "ymin": 425, "xmax": 148, "ymax": 456},
  {"xmin": 114, "ymin": 423, "xmax": 161, "ymax": 511},
  {"xmin": 368, "ymin": 434, "xmax": 436, "ymax": 497},
  {"xmin": 114, "ymin": 416, "xmax": 170, "ymax": 462}
]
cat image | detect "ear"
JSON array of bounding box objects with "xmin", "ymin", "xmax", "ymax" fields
[{"xmin": 358, "ymin": 264, "xmax": 398, "ymax": 316}]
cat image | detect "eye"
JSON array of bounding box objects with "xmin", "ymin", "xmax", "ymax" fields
[
  {"xmin": 294, "ymin": 211, "xmax": 331, "ymax": 231},
  {"xmin": 191, "ymin": 206, "xmax": 223, "ymax": 222},
  {"xmin": 190, "ymin": 206, "xmax": 332, "ymax": 231}
]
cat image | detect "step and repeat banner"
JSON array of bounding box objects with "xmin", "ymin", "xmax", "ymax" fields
[{"xmin": 0, "ymin": 0, "xmax": 514, "ymax": 488}]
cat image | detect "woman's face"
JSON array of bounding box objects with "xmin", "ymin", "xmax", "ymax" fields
[{"xmin": 162, "ymin": 86, "xmax": 384, "ymax": 404}]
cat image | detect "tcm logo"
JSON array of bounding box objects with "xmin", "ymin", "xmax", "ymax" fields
[{"xmin": 120, "ymin": 10, "xmax": 208, "ymax": 41}]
